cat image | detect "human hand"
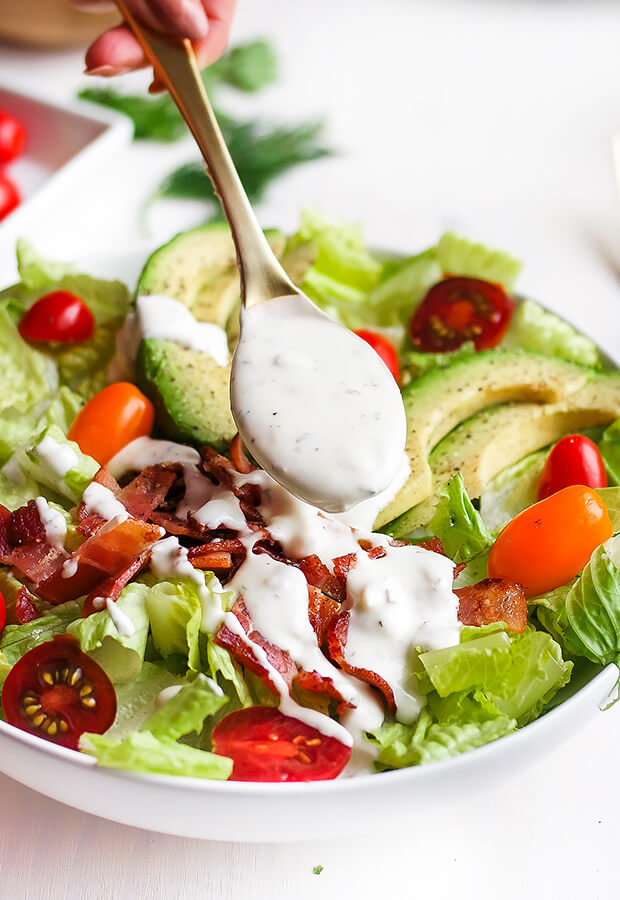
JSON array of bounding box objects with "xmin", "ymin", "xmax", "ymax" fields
[{"xmin": 77, "ymin": 0, "xmax": 236, "ymax": 83}]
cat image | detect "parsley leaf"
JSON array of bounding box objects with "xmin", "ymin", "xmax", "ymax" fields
[{"xmin": 312, "ymin": 865, "xmax": 324, "ymax": 875}]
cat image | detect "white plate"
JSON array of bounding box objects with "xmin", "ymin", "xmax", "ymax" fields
[
  {"xmin": 0, "ymin": 79, "xmax": 132, "ymax": 280},
  {"xmin": 0, "ymin": 244, "xmax": 617, "ymax": 842}
]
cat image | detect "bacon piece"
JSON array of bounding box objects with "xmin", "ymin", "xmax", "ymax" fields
[
  {"xmin": 15, "ymin": 587, "xmax": 41, "ymax": 624},
  {"xmin": 82, "ymin": 547, "xmax": 152, "ymax": 617},
  {"xmin": 188, "ymin": 551, "xmax": 233, "ymax": 570},
  {"xmin": 188, "ymin": 538, "xmax": 246, "ymax": 572},
  {"xmin": 230, "ymin": 434, "xmax": 255, "ymax": 474},
  {"xmin": 36, "ymin": 518, "xmax": 162, "ymax": 605},
  {"xmin": 456, "ymin": 578, "xmax": 527, "ymax": 634},
  {"xmin": 119, "ymin": 465, "xmax": 179, "ymax": 519},
  {"xmin": 332, "ymin": 553, "xmax": 357, "ymax": 582},
  {"xmin": 307, "ymin": 585, "xmax": 340, "ymax": 644},
  {"xmin": 326, "ymin": 611, "xmax": 396, "ymax": 714},
  {"xmin": 0, "ymin": 501, "xmax": 68, "ymax": 585},
  {"xmin": 148, "ymin": 510, "xmax": 207, "ymax": 540},
  {"xmin": 8, "ymin": 502, "xmax": 46, "ymax": 546},
  {"xmin": 298, "ymin": 555, "xmax": 345, "ymax": 603},
  {"xmin": 77, "ymin": 469, "xmax": 122, "ymax": 531}
]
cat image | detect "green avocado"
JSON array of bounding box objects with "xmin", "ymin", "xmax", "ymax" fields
[
  {"xmin": 135, "ymin": 224, "xmax": 287, "ymax": 450},
  {"xmin": 386, "ymin": 371, "xmax": 620, "ymax": 537},
  {"xmin": 375, "ymin": 350, "xmax": 591, "ymax": 528}
]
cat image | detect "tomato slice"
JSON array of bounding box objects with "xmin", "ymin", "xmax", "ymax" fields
[
  {"xmin": 212, "ymin": 707, "xmax": 351, "ymax": 782},
  {"xmin": 19, "ymin": 291, "xmax": 95, "ymax": 344},
  {"xmin": 538, "ymin": 434, "xmax": 607, "ymax": 501},
  {"xmin": 67, "ymin": 382, "xmax": 155, "ymax": 466},
  {"xmin": 1, "ymin": 635, "xmax": 116, "ymax": 750},
  {"xmin": 0, "ymin": 589, "xmax": 5, "ymax": 635},
  {"xmin": 0, "ymin": 109, "xmax": 26, "ymax": 165},
  {"xmin": 0, "ymin": 173, "xmax": 20, "ymax": 221},
  {"xmin": 354, "ymin": 330, "xmax": 400, "ymax": 381},
  {"xmin": 409, "ymin": 276, "xmax": 515, "ymax": 352},
  {"xmin": 487, "ymin": 485, "xmax": 613, "ymax": 597}
]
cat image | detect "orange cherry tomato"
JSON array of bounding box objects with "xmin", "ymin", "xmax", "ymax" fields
[
  {"xmin": 68, "ymin": 382, "xmax": 154, "ymax": 466},
  {"xmin": 487, "ymin": 485, "xmax": 613, "ymax": 598}
]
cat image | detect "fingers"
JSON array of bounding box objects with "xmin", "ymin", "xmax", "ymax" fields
[
  {"xmin": 197, "ymin": 0, "xmax": 237, "ymax": 66},
  {"xmin": 85, "ymin": 25, "xmax": 147, "ymax": 76}
]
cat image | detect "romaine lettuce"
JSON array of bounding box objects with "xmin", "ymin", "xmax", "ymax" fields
[
  {"xmin": 599, "ymin": 418, "xmax": 620, "ymax": 486},
  {"xmin": 140, "ymin": 673, "xmax": 228, "ymax": 741},
  {"xmin": 0, "ymin": 600, "xmax": 83, "ymax": 664},
  {"xmin": 420, "ymin": 631, "xmax": 512, "ymax": 697},
  {"xmin": 80, "ymin": 730, "xmax": 232, "ymax": 779},
  {"xmin": 428, "ymin": 472, "xmax": 493, "ymax": 562},
  {"xmin": 503, "ymin": 299, "xmax": 600, "ymax": 368},
  {"xmin": 479, "ymin": 450, "xmax": 547, "ymax": 531},
  {"xmin": 436, "ymin": 232, "xmax": 522, "ymax": 292}
]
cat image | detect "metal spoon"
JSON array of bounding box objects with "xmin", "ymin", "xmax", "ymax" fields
[{"xmin": 114, "ymin": 2, "xmax": 406, "ymax": 512}]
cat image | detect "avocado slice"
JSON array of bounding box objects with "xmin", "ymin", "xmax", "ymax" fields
[
  {"xmin": 387, "ymin": 371, "xmax": 620, "ymax": 536},
  {"xmin": 135, "ymin": 224, "xmax": 286, "ymax": 450},
  {"xmin": 375, "ymin": 350, "xmax": 591, "ymax": 528}
]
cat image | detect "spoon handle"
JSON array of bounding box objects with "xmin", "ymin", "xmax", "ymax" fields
[{"xmin": 114, "ymin": 0, "xmax": 297, "ymax": 307}]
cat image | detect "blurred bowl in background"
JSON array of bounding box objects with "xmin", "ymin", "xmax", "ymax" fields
[{"xmin": 0, "ymin": 0, "xmax": 121, "ymax": 48}]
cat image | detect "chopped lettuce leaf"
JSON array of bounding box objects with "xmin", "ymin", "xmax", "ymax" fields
[
  {"xmin": 0, "ymin": 650, "xmax": 10, "ymax": 691},
  {"xmin": 419, "ymin": 631, "xmax": 512, "ymax": 697},
  {"xmin": 598, "ymin": 487, "xmax": 620, "ymax": 532},
  {"xmin": 0, "ymin": 568, "xmax": 27, "ymax": 621},
  {"xmin": 436, "ymin": 232, "xmax": 522, "ymax": 292},
  {"xmin": 503, "ymin": 299, "xmax": 600, "ymax": 368},
  {"xmin": 68, "ymin": 584, "xmax": 149, "ymax": 683},
  {"xmin": 400, "ymin": 343, "xmax": 476, "ymax": 383},
  {"xmin": 366, "ymin": 249, "xmax": 441, "ymax": 327},
  {"xmin": 479, "ymin": 450, "xmax": 546, "ymax": 531},
  {"xmin": 81, "ymin": 730, "xmax": 233, "ymax": 779},
  {"xmin": 207, "ymin": 639, "xmax": 252, "ymax": 706},
  {"xmin": 0, "ymin": 600, "xmax": 83, "ymax": 664},
  {"xmin": 452, "ymin": 551, "xmax": 489, "ymax": 589},
  {"xmin": 18, "ymin": 424, "xmax": 98, "ymax": 504},
  {"xmin": 16, "ymin": 238, "xmax": 75, "ymax": 289},
  {"xmin": 298, "ymin": 210, "xmax": 383, "ymax": 291},
  {"xmin": 428, "ymin": 473, "xmax": 493, "ymax": 562},
  {"xmin": 141, "ymin": 673, "xmax": 228, "ymax": 741},
  {"xmin": 599, "ymin": 418, "xmax": 620, "ymax": 486},
  {"xmin": 0, "ymin": 469, "xmax": 40, "ymax": 511},
  {"xmin": 105, "ymin": 662, "xmax": 186, "ymax": 740},
  {"xmin": 370, "ymin": 708, "xmax": 515, "ymax": 768}
]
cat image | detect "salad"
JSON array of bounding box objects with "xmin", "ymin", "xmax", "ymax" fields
[{"xmin": 0, "ymin": 212, "xmax": 620, "ymax": 783}]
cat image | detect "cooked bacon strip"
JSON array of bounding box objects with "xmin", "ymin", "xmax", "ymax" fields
[
  {"xmin": 82, "ymin": 547, "xmax": 153, "ymax": 617},
  {"xmin": 332, "ymin": 553, "xmax": 357, "ymax": 582},
  {"xmin": 119, "ymin": 464, "xmax": 180, "ymax": 519},
  {"xmin": 230, "ymin": 434, "xmax": 255, "ymax": 474},
  {"xmin": 307, "ymin": 585, "xmax": 340, "ymax": 644},
  {"xmin": 298, "ymin": 555, "xmax": 345, "ymax": 603},
  {"xmin": 148, "ymin": 510, "xmax": 207, "ymax": 540},
  {"xmin": 456, "ymin": 578, "xmax": 527, "ymax": 634},
  {"xmin": 0, "ymin": 501, "xmax": 68, "ymax": 585},
  {"xmin": 15, "ymin": 587, "xmax": 41, "ymax": 624},
  {"xmin": 36, "ymin": 518, "xmax": 162, "ymax": 605},
  {"xmin": 189, "ymin": 551, "xmax": 233, "ymax": 570},
  {"xmin": 326, "ymin": 611, "xmax": 396, "ymax": 714}
]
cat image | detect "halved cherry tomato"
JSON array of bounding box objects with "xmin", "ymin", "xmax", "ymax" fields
[
  {"xmin": 0, "ymin": 110, "xmax": 26, "ymax": 165},
  {"xmin": 409, "ymin": 276, "xmax": 515, "ymax": 352},
  {"xmin": 0, "ymin": 590, "xmax": 5, "ymax": 635},
  {"xmin": 0, "ymin": 173, "xmax": 19, "ymax": 221},
  {"xmin": 538, "ymin": 434, "xmax": 607, "ymax": 501},
  {"xmin": 488, "ymin": 485, "xmax": 613, "ymax": 597},
  {"xmin": 354, "ymin": 330, "xmax": 400, "ymax": 381},
  {"xmin": 67, "ymin": 382, "xmax": 154, "ymax": 466},
  {"xmin": 212, "ymin": 707, "xmax": 351, "ymax": 782},
  {"xmin": 1, "ymin": 634, "xmax": 116, "ymax": 749},
  {"xmin": 18, "ymin": 291, "xmax": 95, "ymax": 344}
]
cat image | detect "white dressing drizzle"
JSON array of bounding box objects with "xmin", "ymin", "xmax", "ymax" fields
[
  {"xmin": 107, "ymin": 436, "xmax": 201, "ymax": 478},
  {"xmin": 34, "ymin": 435, "xmax": 78, "ymax": 477},
  {"xmin": 136, "ymin": 295, "xmax": 229, "ymax": 366},
  {"xmin": 82, "ymin": 482, "xmax": 129, "ymax": 522},
  {"xmin": 193, "ymin": 490, "xmax": 246, "ymax": 531},
  {"xmin": 150, "ymin": 536, "xmax": 225, "ymax": 634},
  {"xmin": 230, "ymin": 295, "xmax": 407, "ymax": 513},
  {"xmin": 34, "ymin": 497, "xmax": 66, "ymax": 550},
  {"xmin": 154, "ymin": 684, "xmax": 185, "ymax": 710},
  {"xmin": 61, "ymin": 557, "xmax": 79, "ymax": 579},
  {"xmin": 105, "ymin": 597, "xmax": 136, "ymax": 637}
]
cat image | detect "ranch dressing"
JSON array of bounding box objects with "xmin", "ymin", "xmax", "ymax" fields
[
  {"xmin": 34, "ymin": 435, "xmax": 78, "ymax": 477},
  {"xmin": 34, "ymin": 497, "xmax": 66, "ymax": 549},
  {"xmin": 136, "ymin": 295, "xmax": 229, "ymax": 367},
  {"xmin": 230, "ymin": 295, "xmax": 407, "ymax": 513}
]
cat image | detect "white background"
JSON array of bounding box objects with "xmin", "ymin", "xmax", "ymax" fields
[{"xmin": 1, "ymin": 0, "xmax": 620, "ymax": 897}]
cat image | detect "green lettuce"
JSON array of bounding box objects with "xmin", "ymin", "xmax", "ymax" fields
[
  {"xmin": 598, "ymin": 487, "xmax": 620, "ymax": 532},
  {"xmin": 479, "ymin": 450, "xmax": 547, "ymax": 531},
  {"xmin": 0, "ymin": 651, "xmax": 10, "ymax": 691},
  {"xmin": 80, "ymin": 730, "xmax": 232, "ymax": 780},
  {"xmin": 16, "ymin": 424, "xmax": 98, "ymax": 504},
  {"xmin": 436, "ymin": 232, "xmax": 522, "ymax": 292},
  {"xmin": 400, "ymin": 343, "xmax": 476, "ymax": 383},
  {"xmin": 428, "ymin": 473, "xmax": 493, "ymax": 562},
  {"xmin": 365, "ymin": 249, "xmax": 441, "ymax": 327},
  {"xmin": 207, "ymin": 640, "xmax": 252, "ymax": 706},
  {"xmin": 0, "ymin": 600, "xmax": 83, "ymax": 664},
  {"xmin": 420, "ymin": 630, "xmax": 512, "ymax": 697},
  {"xmin": 105, "ymin": 662, "xmax": 187, "ymax": 740},
  {"xmin": 503, "ymin": 299, "xmax": 600, "ymax": 368},
  {"xmin": 599, "ymin": 418, "xmax": 620, "ymax": 486},
  {"xmin": 68, "ymin": 584, "xmax": 149, "ymax": 683},
  {"xmin": 140, "ymin": 673, "xmax": 228, "ymax": 741}
]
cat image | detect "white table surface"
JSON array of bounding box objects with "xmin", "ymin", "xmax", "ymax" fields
[{"xmin": 1, "ymin": 0, "xmax": 620, "ymax": 896}]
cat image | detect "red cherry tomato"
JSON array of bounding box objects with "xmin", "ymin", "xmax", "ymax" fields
[
  {"xmin": 488, "ymin": 485, "xmax": 613, "ymax": 597},
  {"xmin": 18, "ymin": 291, "xmax": 95, "ymax": 344},
  {"xmin": 0, "ymin": 590, "xmax": 5, "ymax": 635},
  {"xmin": 212, "ymin": 707, "xmax": 351, "ymax": 782},
  {"xmin": 354, "ymin": 330, "xmax": 400, "ymax": 381},
  {"xmin": 0, "ymin": 173, "xmax": 20, "ymax": 221},
  {"xmin": 68, "ymin": 382, "xmax": 155, "ymax": 466},
  {"xmin": 0, "ymin": 110, "xmax": 26, "ymax": 165},
  {"xmin": 1, "ymin": 635, "xmax": 117, "ymax": 749},
  {"xmin": 409, "ymin": 276, "xmax": 515, "ymax": 352},
  {"xmin": 538, "ymin": 434, "xmax": 607, "ymax": 501}
]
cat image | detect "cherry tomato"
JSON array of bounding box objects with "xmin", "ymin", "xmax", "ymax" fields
[
  {"xmin": 0, "ymin": 590, "xmax": 5, "ymax": 635},
  {"xmin": 18, "ymin": 291, "xmax": 95, "ymax": 344},
  {"xmin": 0, "ymin": 110, "xmax": 26, "ymax": 165},
  {"xmin": 1, "ymin": 634, "xmax": 116, "ymax": 749},
  {"xmin": 538, "ymin": 434, "xmax": 607, "ymax": 501},
  {"xmin": 487, "ymin": 485, "xmax": 613, "ymax": 598},
  {"xmin": 409, "ymin": 276, "xmax": 515, "ymax": 352},
  {"xmin": 67, "ymin": 382, "xmax": 155, "ymax": 466},
  {"xmin": 212, "ymin": 707, "xmax": 351, "ymax": 782},
  {"xmin": 0, "ymin": 173, "xmax": 20, "ymax": 221},
  {"xmin": 354, "ymin": 330, "xmax": 400, "ymax": 381}
]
